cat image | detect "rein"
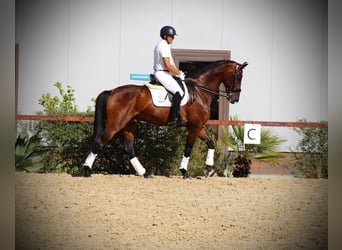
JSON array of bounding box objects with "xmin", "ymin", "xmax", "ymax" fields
[
  {"xmin": 185, "ymin": 63, "xmax": 242, "ymax": 99},
  {"xmin": 187, "ymin": 80, "xmax": 241, "ymax": 99},
  {"xmin": 187, "ymin": 82, "xmax": 228, "ymax": 98}
]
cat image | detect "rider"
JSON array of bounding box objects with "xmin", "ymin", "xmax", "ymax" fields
[{"xmin": 153, "ymin": 25, "xmax": 187, "ymax": 126}]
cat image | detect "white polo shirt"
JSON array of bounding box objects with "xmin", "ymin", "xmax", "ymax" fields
[{"xmin": 153, "ymin": 39, "xmax": 176, "ymax": 71}]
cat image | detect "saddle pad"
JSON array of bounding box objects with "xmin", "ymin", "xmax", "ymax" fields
[
  {"xmin": 145, "ymin": 82, "xmax": 189, "ymax": 107},
  {"xmin": 145, "ymin": 82, "xmax": 164, "ymax": 90}
]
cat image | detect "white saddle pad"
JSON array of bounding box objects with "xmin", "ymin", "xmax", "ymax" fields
[{"xmin": 145, "ymin": 82, "xmax": 189, "ymax": 107}]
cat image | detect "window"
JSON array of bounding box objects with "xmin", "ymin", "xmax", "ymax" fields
[{"xmin": 172, "ymin": 49, "xmax": 231, "ymax": 121}]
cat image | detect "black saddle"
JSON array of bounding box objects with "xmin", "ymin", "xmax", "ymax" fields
[{"xmin": 149, "ymin": 74, "xmax": 163, "ymax": 86}]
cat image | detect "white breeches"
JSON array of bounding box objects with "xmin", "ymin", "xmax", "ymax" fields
[{"xmin": 154, "ymin": 71, "xmax": 184, "ymax": 96}]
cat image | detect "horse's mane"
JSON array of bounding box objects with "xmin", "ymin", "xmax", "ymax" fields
[
  {"xmin": 194, "ymin": 60, "xmax": 235, "ymax": 75},
  {"xmin": 191, "ymin": 60, "xmax": 236, "ymax": 78}
]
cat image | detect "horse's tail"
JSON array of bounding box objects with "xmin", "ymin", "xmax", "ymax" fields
[{"xmin": 91, "ymin": 90, "xmax": 111, "ymax": 153}]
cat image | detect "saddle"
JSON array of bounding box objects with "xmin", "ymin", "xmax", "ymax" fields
[{"xmin": 145, "ymin": 74, "xmax": 189, "ymax": 107}]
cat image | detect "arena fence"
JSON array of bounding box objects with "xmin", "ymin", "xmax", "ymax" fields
[{"xmin": 15, "ymin": 115, "xmax": 327, "ymax": 128}]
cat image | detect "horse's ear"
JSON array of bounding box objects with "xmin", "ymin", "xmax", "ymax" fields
[{"xmin": 239, "ymin": 62, "xmax": 248, "ymax": 70}]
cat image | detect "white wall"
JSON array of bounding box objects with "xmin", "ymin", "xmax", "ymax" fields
[
  {"xmin": 16, "ymin": 0, "xmax": 327, "ymax": 150},
  {"xmin": 16, "ymin": 0, "xmax": 69, "ymax": 112}
]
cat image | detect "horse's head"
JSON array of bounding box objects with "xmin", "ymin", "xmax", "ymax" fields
[{"xmin": 222, "ymin": 61, "xmax": 248, "ymax": 104}]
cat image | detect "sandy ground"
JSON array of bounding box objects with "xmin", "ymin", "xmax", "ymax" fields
[{"xmin": 15, "ymin": 172, "xmax": 327, "ymax": 250}]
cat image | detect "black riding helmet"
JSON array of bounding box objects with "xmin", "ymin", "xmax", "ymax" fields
[{"xmin": 160, "ymin": 25, "xmax": 177, "ymax": 38}]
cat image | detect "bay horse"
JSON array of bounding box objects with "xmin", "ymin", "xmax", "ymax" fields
[{"xmin": 83, "ymin": 60, "xmax": 248, "ymax": 178}]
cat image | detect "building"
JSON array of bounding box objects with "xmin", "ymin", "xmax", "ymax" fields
[{"xmin": 15, "ymin": 0, "xmax": 327, "ymax": 150}]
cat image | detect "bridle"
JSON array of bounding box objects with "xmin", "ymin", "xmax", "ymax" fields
[
  {"xmin": 226, "ymin": 70, "xmax": 242, "ymax": 97},
  {"xmin": 187, "ymin": 67, "xmax": 241, "ymax": 100}
]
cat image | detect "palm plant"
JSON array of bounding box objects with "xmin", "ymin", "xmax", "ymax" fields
[
  {"xmin": 220, "ymin": 115, "xmax": 286, "ymax": 177},
  {"xmin": 15, "ymin": 126, "xmax": 46, "ymax": 172}
]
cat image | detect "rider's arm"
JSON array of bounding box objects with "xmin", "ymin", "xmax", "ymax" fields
[{"xmin": 162, "ymin": 57, "xmax": 181, "ymax": 76}]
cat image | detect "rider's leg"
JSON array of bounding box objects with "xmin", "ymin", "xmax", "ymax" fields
[
  {"xmin": 153, "ymin": 71, "xmax": 184, "ymax": 96},
  {"xmin": 154, "ymin": 71, "xmax": 186, "ymax": 126},
  {"xmin": 168, "ymin": 92, "xmax": 187, "ymax": 126}
]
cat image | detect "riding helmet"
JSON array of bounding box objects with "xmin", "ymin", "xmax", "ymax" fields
[{"xmin": 160, "ymin": 25, "xmax": 177, "ymax": 38}]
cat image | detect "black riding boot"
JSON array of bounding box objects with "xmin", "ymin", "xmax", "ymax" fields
[{"xmin": 168, "ymin": 92, "xmax": 187, "ymax": 126}]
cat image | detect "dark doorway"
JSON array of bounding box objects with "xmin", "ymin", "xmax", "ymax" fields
[{"xmin": 179, "ymin": 61, "xmax": 219, "ymax": 120}]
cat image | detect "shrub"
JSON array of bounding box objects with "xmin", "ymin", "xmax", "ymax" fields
[
  {"xmin": 15, "ymin": 125, "xmax": 47, "ymax": 172},
  {"xmin": 292, "ymin": 119, "xmax": 328, "ymax": 178},
  {"xmin": 35, "ymin": 82, "xmax": 94, "ymax": 174},
  {"xmin": 135, "ymin": 124, "xmax": 187, "ymax": 176}
]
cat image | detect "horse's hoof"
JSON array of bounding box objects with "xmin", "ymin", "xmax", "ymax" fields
[
  {"xmin": 180, "ymin": 169, "xmax": 190, "ymax": 179},
  {"xmin": 203, "ymin": 167, "xmax": 210, "ymax": 177},
  {"xmin": 144, "ymin": 173, "xmax": 153, "ymax": 178},
  {"xmin": 83, "ymin": 165, "xmax": 92, "ymax": 177}
]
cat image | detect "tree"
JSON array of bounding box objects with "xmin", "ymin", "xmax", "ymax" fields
[{"xmin": 292, "ymin": 119, "xmax": 328, "ymax": 178}]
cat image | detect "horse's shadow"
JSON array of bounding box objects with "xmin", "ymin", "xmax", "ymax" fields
[{"xmin": 70, "ymin": 162, "xmax": 136, "ymax": 178}]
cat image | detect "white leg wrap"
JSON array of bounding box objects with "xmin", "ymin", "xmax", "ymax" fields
[
  {"xmin": 83, "ymin": 152, "xmax": 97, "ymax": 169},
  {"xmin": 130, "ymin": 157, "xmax": 146, "ymax": 176},
  {"xmin": 180, "ymin": 156, "xmax": 190, "ymax": 170},
  {"xmin": 205, "ymin": 149, "xmax": 215, "ymax": 166}
]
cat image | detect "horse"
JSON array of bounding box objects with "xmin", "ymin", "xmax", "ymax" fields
[{"xmin": 82, "ymin": 60, "xmax": 248, "ymax": 178}]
